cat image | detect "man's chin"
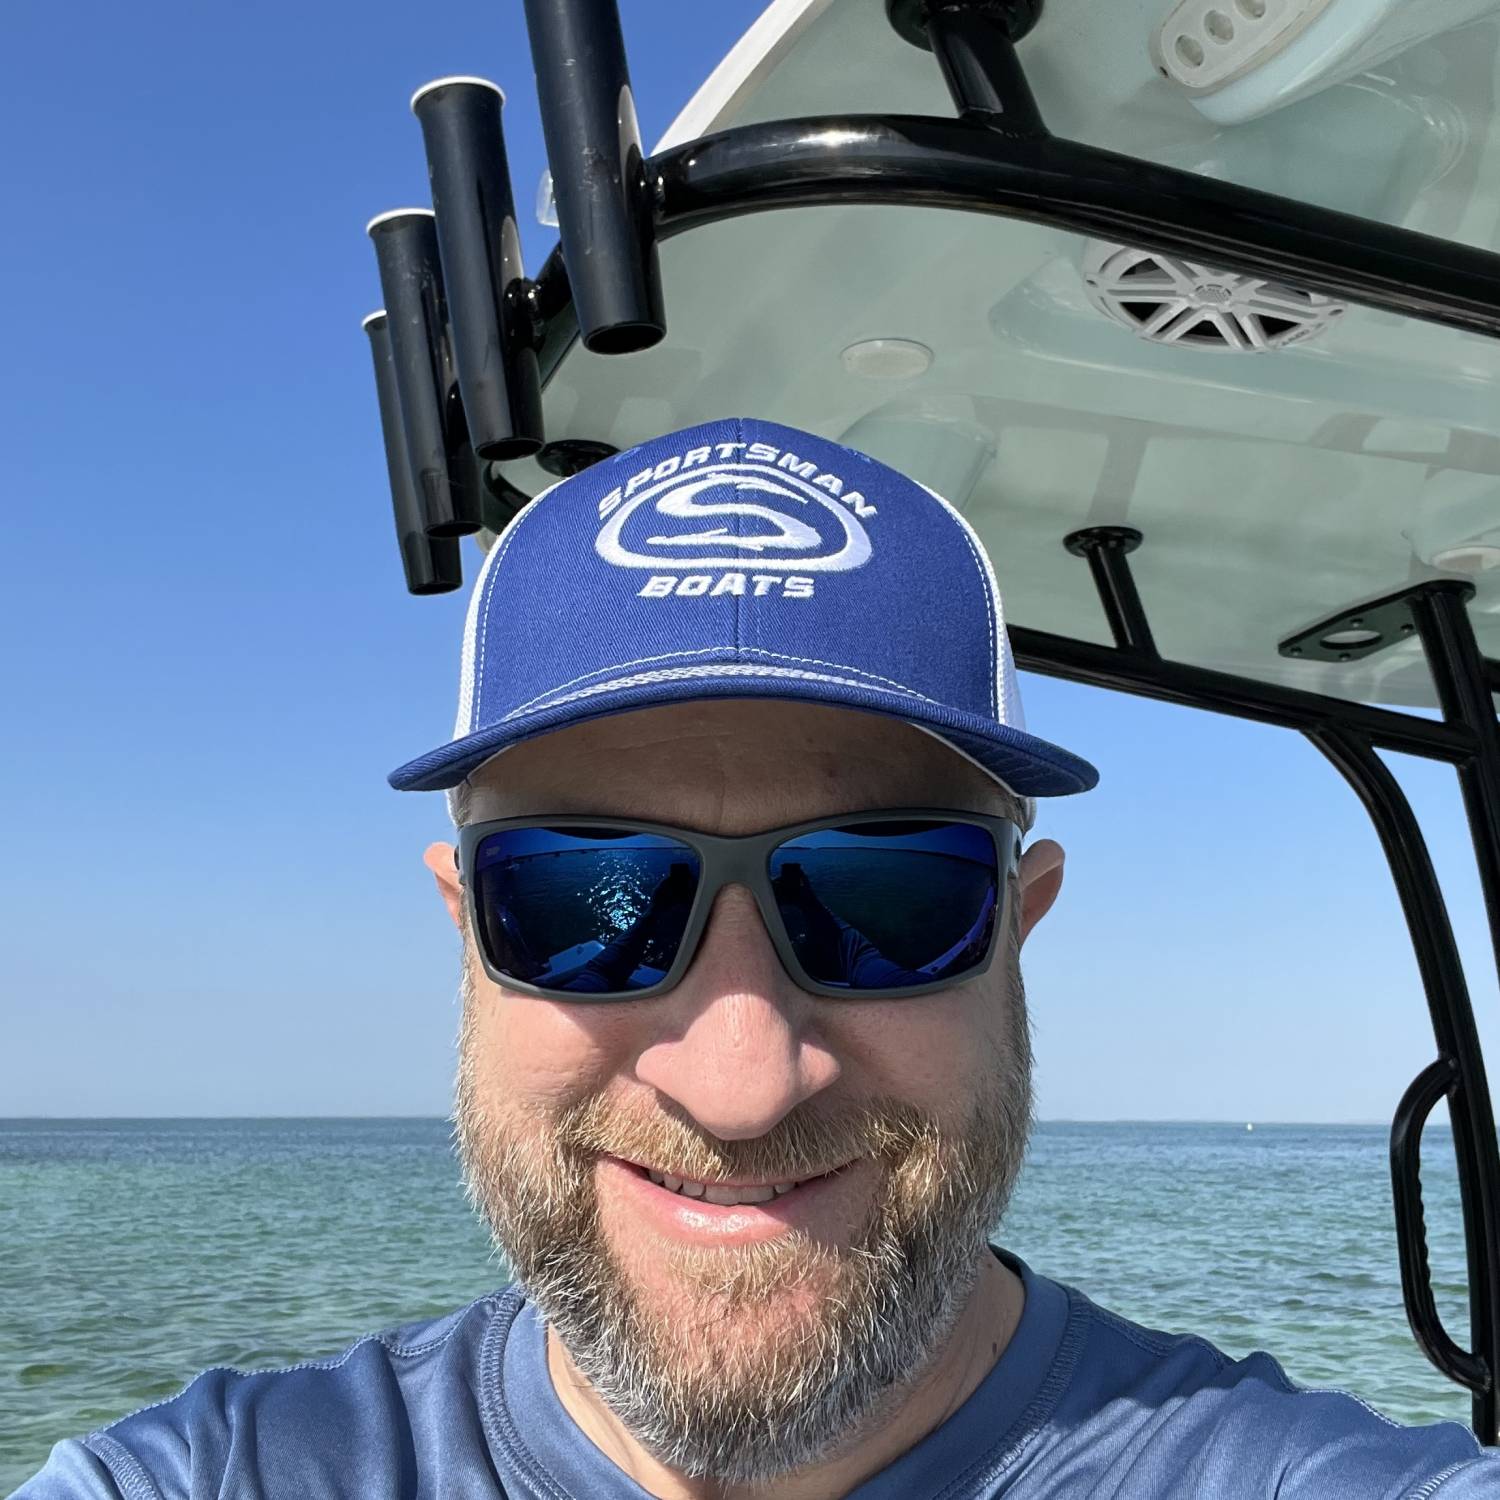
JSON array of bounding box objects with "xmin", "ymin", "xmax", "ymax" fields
[
  {"xmin": 543, "ymin": 1202, "xmax": 967, "ymax": 1487},
  {"xmin": 604, "ymin": 1280, "xmax": 841, "ymax": 1395},
  {"xmin": 562, "ymin": 1233, "xmax": 895, "ymax": 1438}
]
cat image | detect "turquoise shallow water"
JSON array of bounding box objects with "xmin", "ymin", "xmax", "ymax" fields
[{"xmin": 0, "ymin": 1118, "xmax": 1480, "ymax": 1491}]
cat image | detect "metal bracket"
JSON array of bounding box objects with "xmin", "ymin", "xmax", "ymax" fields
[
  {"xmin": 479, "ymin": 467, "xmax": 537, "ymax": 533},
  {"xmin": 887, "ymin": 0, "xmax": 1043, "ymax": 49},
  {"xmin": 481, "ymin": 439, "xmax": 617, "ymax": 524},
  {"xmin": 1279, "ymin": 581, "xmax": 1477, "ymax": 665},
  {"xmin": 536, "ymin": 438, "xmax": 618, "ymax": 477}
]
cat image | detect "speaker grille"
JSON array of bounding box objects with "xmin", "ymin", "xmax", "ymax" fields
[{"xmin": 1081, "ymin": 241, "xmax": 1345, "ymax": 352}]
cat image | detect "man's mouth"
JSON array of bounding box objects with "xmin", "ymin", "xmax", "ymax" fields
[{"xmin": 617, "ymin": 1159, "xmax": 850, "ymax": 1206}]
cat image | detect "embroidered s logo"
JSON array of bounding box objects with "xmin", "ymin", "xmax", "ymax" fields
[{"xmin": 596, "ymin": 462, "xmax": 873, "ymax": 573}]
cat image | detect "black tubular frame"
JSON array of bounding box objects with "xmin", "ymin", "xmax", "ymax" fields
[
  {"xmin": 371, "ymin": 0, "xmax": 1500, "ymax": 1441},
  {"xmin": 1035, "ymin": 536, "xmax": 1500, "ymax": 1441}
]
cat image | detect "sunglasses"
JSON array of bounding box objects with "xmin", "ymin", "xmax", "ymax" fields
[{"xmin": 455, "ymin": 810, "xmax": 1022, "ymax": 1002}]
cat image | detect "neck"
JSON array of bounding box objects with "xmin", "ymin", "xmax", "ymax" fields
[{"xmin": 544, "ymin": 1248, "xmax": 1025, "ymax": 1500}]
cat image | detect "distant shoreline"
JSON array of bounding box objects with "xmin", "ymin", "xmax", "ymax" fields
[{"xmin": 1, "ymin": 1115, "xmax": 1438, "ymax": 1128}]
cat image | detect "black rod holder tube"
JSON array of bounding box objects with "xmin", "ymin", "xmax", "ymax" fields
[
  {"xmin": 367, "ymin": 209, "xmax": 482, "ymax": 536},
  {"xmin": 1064, "ymin": 527, "xmax": 1157, "ymax": 658},
  {"xmin": 923, "ymin": 1, "xmax": 1047, "ymax": 135},
  {"xmin": 361, "ymin": 313, "xmax": 463, "ymax": 595},
  {"xmin": 411, "ymin": 77, "xmax": 544, "ymax": 462},
  {"xmin": 521, "ymin": 0, "xmax": 665, "ymax": 354},
  {"xmin": 1309, "ymin": 728, "xmax": 1500, "ymax": 1433},
  {"xmin": 648, "ymin": 116, "xmax": 1500, "ymax": 341}
]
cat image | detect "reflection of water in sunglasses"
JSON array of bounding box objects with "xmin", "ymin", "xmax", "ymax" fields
[
  {"xmin": 503, "ymin": 846, "xmax": 690, "ymax": 978},
  {"xmin": 485, "ymin": 829, "xmax": 997, "ymax": 988},
  {"xmin": 779, "ymin": 847, "xmax": 995, "ymax": 972}
]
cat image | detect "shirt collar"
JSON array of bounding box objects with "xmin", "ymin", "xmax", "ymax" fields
[{"xmin": 490, "ymin": 1247, "xmax": 1073, "ymax": 1500}]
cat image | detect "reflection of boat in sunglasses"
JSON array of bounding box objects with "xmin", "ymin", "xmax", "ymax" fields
[
  {"xmin": 508, "ymin": 845, "xmax": 995, "ymax": 992},
  {"xmin": 359, "ymin": 0, "xmax": 1500, "ymax": 1444}
]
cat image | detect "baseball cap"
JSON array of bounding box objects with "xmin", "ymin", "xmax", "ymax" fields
[{"xmin": 388, "ymin": 416, "xmax": 1098, "ymax": 805}]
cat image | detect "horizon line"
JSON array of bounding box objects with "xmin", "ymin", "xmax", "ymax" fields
[{"xmin": 0, "ymin": 1114, "xmax": 1437, "ymax": 1128}]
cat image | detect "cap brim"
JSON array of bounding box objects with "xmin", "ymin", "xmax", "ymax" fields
[{"xmin": 388, "ymin": 669, "xmax": 1097, "ymax": 797}]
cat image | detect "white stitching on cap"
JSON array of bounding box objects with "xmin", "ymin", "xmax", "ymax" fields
[
  {"xmin": 503, "ymin": 645, "xmax": 933, "ymax": 720},
  {"xmin": 455, "ymin": 544, "xmax": 500, "ymax": 739},
  {"xmin": 504, "ymin": 663, "xmax": 941, "ymax": 720}
]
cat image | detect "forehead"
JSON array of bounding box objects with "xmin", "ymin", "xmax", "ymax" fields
[{"xmin": 461, "ymin": 699, "xmax": 1009, "ymax": 834}]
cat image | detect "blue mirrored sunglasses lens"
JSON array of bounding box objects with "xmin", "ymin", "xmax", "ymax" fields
[
  {"xmin": 473, "ymin": 827, "xmax": 700, "ymax": 994},
  {"xmin": 769, "ymin": 821, "xmax": 999, "ymax": 991}
]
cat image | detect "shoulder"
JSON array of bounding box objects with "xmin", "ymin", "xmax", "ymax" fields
[
  {"xmin": 13, "ymin": 1290, "xmax": 523, "ymax": 1500},
  {"xmin": 1021, "ymin": 1284, "xmax": 1495, "ymax": 1498}
]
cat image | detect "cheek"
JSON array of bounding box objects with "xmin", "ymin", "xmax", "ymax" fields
[
  {"xmin": 831, "ymin": 983, "xmax": 1006, "ymax": 1111},
  {"xmin": 466, "ymin": 976, "xmax": 650, "ymax": 1113}
]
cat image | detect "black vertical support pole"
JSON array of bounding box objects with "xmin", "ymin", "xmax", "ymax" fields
[
  {"xmin": 1409, "ymin": 581, "xmax": 1500, "ymax": 1442},
  {"xmin": 361, "ymin": 313, "xmax": 463, "ymax": 595},
  {"xmin": 1064, "ymin": 528, "xmax": 1159, "ymax": 658},
  {"xmin": 1308, "ymin": 728, "xmax": 1497, "ymax": 1427},
  {"xmin": 411, "ymin": 77, "xmax": 545, "ymax": 461},
  {"xmin": 521, "ymin": 0, "xmax": 665, "ymax": 353}
]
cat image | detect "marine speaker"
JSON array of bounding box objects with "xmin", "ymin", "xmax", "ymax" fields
[{"xmin": 1080, "ymin": 240, "xmax": 1346, "ymax": 352}]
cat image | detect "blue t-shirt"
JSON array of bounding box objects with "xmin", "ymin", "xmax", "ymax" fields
[{"xmin": 15, "ymin": 1252, "xmax": 1498, "ymax": 1499}]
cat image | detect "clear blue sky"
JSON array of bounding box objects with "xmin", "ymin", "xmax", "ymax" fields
[{"xmin": 3, "ymin": 0, "xmax": 1496, "ymax": 1122}]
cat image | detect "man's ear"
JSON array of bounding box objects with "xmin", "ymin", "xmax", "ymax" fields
[
  {"xmin": 1016, "ymin": 839, "xmax": 1065, "ymax": 948},
  {"xmin": 423, "ymin": 842, "xmax": 465, "ymax": 930}
]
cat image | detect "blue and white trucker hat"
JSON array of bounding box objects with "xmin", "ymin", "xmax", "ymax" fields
[{"xmin": 389, "ymin": 417, "xmax": 1098, "ymax": 801}]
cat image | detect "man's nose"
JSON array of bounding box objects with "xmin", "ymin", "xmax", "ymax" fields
[{"xmin": 633, "ymin": 885, "xmax": 841, "ymax": 1140}]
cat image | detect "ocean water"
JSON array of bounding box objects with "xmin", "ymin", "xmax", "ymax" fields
[{"xmin": 0, "ymin": 1118, "xmax": 1480, "ymax": 1491}]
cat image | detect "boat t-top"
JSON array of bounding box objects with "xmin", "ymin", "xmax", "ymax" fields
[{"xmin": 357, "ymin": 0, "xmax": 1500, "ymax": 1445}]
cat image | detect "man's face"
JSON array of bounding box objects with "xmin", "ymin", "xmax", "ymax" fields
[{"xmin": 439, "ymin": 700, "xmax": 1052, "ymax": 1485}]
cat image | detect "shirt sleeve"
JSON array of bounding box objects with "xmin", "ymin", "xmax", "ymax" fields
[
  {"xmin": 1426, "ymin": 1454, "xmax": 1500, "ymax": 1496},
  {"xmin": 8, "ymin": 1439, "xmax": 141, "ymax": 1500}
]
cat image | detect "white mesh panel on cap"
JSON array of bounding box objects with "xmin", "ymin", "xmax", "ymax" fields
[
  {"xmin": 999, "ymin": 632, "xmax": 1026, "ymax": 732},
  {"xmin": 445, "ymin": 481, "xmax": 569, "ymax": 822},
  {"xmin": 451, "ymin": 478, "xmax": 566, "ymax": 740},
  {"xmin": 454, "ymin": 539, "xmax": 503, "ymax": 739}
]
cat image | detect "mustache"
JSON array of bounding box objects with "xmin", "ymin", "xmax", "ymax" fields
[{"xmin": 551, "ymin": 1092, "xmax": 945, "ymax": 1187}]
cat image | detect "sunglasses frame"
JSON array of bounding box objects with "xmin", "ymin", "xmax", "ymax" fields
[{"xmin": 456, "ymin": 808, "xmax": 1023, "ymax": 1003}]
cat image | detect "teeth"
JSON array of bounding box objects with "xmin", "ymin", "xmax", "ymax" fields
[
  {"xmin": 640, "ymin": 1165, "xmax": 810, "ymax": 1204},
  {"xmin": 706, "ymin": 1184, "xmax": 778, "ymax": 1205}
]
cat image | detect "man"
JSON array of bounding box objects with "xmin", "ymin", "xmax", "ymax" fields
[{"xmin": 20, "ymin": 419, "xmax": 1498, "ymax": 1498}]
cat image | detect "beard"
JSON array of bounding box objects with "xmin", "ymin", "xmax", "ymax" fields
[{"xmin": 453, "ymin": 936, "xmax": 1033, "ymax": 1487}]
